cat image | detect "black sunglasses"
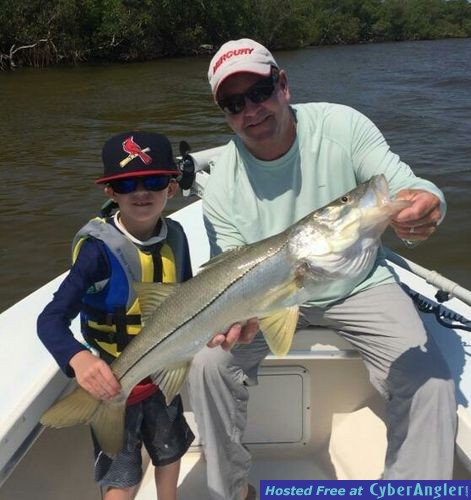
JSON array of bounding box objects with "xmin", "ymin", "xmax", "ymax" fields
[
  {"xmin": 217, "ymin": 71, "xmax": 280, "ymax": 115},
  {"xmin": 109, "ymin": 175, "xmax": 171, "ymax": 194}
]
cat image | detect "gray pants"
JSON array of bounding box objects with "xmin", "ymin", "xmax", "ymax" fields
[{"xmin": 187, "ymin": 284, "xmax": 457, "ymax": 499}]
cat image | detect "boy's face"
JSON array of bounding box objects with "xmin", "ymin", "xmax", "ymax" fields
[{"xmin": 104, "ymin": 175, "xmax": 178, "ymax": 224}]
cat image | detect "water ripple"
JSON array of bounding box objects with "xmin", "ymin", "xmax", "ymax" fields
[{"xmin": 1, "ymin": 39, "xmax": 471, "ymax": 310}]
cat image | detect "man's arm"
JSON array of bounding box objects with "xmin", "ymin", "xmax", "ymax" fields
[
  {"xmin": 207, "ymin": 319, "xmax": 261, "ymax": 350},
  {"xmin": 349, "ymin": 107, "xmax": 446, "ymax": 241},
  {"xmin": 391, "ymin": 189, "xmax": 441, "ymax": 241}
]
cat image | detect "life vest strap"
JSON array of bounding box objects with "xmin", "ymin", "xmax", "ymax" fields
[
  {"xmin": 82, "ymin": 323, "xmax": 134, "ymax": 353},
  {"xmin": 81, "ymin": 303, "xmax": 141, "ymax": 325},
  {"xmin": 114, "ymin": 305, "xmax": 131, "ymax": 352}
]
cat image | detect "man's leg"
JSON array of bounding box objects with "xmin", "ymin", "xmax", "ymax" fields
[
  {"xmin": 187, "ymin": 334, "xmax": 270, "ymax": 500},
  {"xmin": 302, "ymin": 283, "xmax": 457, "ymax": 479}
]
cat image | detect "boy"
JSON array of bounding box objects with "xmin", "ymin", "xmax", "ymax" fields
[{"xmin": 37, "ymin": 131, "xmax": 194, "ymax": 500}]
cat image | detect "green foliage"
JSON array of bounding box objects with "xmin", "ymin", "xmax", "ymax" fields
[
  {"xmin": 241, "ymin": 0, "xmax": 316, "ymax": 49},
  {"xmin": 0, "ymin": 0, "xmax": 470, "ymax": 69}
]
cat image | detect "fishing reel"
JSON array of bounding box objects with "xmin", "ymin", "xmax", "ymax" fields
[{"xmin": 177, "ymin": 140, "xmax": 196, "ymax": 190}]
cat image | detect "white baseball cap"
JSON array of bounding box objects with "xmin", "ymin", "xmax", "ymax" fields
[{"xmin": 208, "ymin": 39, "xmax": 278, "ymax": 97}]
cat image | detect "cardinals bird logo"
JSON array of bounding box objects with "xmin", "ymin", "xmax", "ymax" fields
[{"xmin": 120, "ymin": 136, "xmax": 152, "ymax": 168}]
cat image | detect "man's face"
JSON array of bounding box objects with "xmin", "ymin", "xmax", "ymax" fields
[{"xmin": 216, "ymin": 70, "xmax": 292, "ymax": 155}]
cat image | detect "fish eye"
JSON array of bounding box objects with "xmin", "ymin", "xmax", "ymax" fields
[{"xmin": 341, "ymin": 195, "xmax": 350, "ymax": 203}]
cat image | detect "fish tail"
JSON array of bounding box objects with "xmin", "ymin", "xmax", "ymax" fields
[
  {"xmin": 41, "ymin": 386, "xmax": 126, "ymax": 456},
  {"xmin": 41, "ymin": 386, "xmax": 100, "ymax": 427},
  {"xmin": 90, "ymin": 401, "xmax": 126, "ymax": 457}
]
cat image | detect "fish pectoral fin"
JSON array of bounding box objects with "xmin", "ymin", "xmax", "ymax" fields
[
  {"xmin": 259, "ymin": 306, "xmax": 299, "ymax": 357},
  {"xmin": 134, "ymin": 282, "xmax": 180, "ymax": 324},
  {"xmin": 41, "ymin": 386, "xmax": 126, "ymax": 457},
  {"xmin": 152, "ymin": 362, "xmax": 190, "ymax": 405},
  {"xmin": 257, "ymin": 280, "xmax": 301, "ymax": 311}
]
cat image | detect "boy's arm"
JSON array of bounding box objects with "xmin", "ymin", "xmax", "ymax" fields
[
  {"xmin": 37, "ymin": 240, "xmax": 103, "ymax": 374},
  {"xmin": 37, "ymin": 239, "xmax": 121, "ymax": 399},
  {"xmin": 69, "ymin": 349, "xmax": 121, "ymax": 400}
]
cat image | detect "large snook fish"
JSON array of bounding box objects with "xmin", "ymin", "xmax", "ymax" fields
[{"xmin": 41, "ymin": 174, "xmax": 410, "ymax": 455}]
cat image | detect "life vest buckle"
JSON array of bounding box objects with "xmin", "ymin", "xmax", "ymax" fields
[{"xmin": 105, "ymin": 332, "xmax": 116, "ymax": 344}]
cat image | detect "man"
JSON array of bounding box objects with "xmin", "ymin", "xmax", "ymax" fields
[{"xmin": 188, "ymin": 39, "xmax": 456, "ymax": 500}]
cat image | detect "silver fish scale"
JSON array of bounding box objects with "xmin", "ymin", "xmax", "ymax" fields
[
  {"xmin": 106, "ymin": 175, "xmax": 405, "ymax": 396},
  {"xmin": 110, "ymin": 230, "xmax": 291, "ymax": 392}
]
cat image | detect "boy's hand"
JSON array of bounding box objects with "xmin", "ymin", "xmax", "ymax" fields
[
  {"xmin": 69, "ymin": 350, "xmax": 121, "ymax": 400},
  {"xmin": 207, "ymin": 318, "xmax": 260, "ymax": 351}
]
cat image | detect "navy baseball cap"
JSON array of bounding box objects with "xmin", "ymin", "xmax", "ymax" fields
[{"xmin": 96, "ymin": 131, "xmax": 179, "ymax": 184}]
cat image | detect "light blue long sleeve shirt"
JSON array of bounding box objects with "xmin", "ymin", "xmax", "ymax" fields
[{"xmin": 203, "ymin": 103, "xmax": 446, "ymax": 307}]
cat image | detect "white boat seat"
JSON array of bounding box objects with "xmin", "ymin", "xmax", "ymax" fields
[{"xmin": 267, "ymin": 326, "xmax": 360, "ymax": 360}]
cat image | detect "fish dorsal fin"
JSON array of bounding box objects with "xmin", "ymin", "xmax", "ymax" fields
[
  {"xmin": 199, "ymin": 246, "xmax": 247, "ymax": 271},
  {"xmin": 152, "ymin": 362, "xmax": 191, "ymax": 405},
  {"xmin": 134, "ymin": 282, "xmax": 180, "ymax": 324},
  {"xmin": 259, "ymin": 306, "xmax": 299, "ymax": 357}
]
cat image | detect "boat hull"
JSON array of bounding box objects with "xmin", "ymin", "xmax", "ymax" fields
[{"xmin": 1, "ymin": 199, "xmax": 471, "ymax": 498}]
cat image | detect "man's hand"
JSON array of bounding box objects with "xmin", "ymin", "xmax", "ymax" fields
[
  {"xmin": 69, "ymin": 350, "xmax": 121, "ymax": 400},
  {"xmin": 391, "ymin": 189, "xmax": 441, "ymax": 241},
  {"xmin": 207, "ymin": 318, "xmax": 260, "ymax": 351}
]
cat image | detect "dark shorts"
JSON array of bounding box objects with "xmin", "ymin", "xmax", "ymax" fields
[{"xmin": 92, "ymin": 392, "xmax": 194, "ymax": 489}]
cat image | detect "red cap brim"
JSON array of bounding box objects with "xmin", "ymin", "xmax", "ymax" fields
[{"xmin": 96, "ymin": 169, "xmax": 179, "ymax": 184}]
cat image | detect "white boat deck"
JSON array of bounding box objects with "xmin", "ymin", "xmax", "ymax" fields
[{"xmin": 3, "ymin": 347, "xmax": 469, "ymax": 500}]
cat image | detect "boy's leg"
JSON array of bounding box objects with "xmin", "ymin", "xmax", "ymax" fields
[
  {"xmin": 187, "ymin": 334, "xmax": 270, "ymax": 500},
  {"xmin": 92, "ymin": 404, "xmax": 144, "ymax": 498},
  {"xmin": 154, "ymin": 461, "xmax": 180, "ymax": 500},
  {"xmin": 141, "ymin": 392, "xmax": 194, "ymax": 498},
  {"xmin": 102, "ymin": 486, "xmax": 137, "ymax": 500},
  {"xmin": 302, "ymin": 283, "xmax": 457, "ymax": 479}
]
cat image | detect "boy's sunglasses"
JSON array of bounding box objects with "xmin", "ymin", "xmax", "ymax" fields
[
  {"xmin": 217, "ymin": 71, "xmax": 280, "ymax": 115},
  {"xmin": 109, "ymin": 175, "xmax": 171, "ymax": 194}
]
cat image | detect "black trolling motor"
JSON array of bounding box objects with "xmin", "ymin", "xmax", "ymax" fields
[{"xmin": 177, "ymin": 140, "xmax": 196, "ymax": 190}]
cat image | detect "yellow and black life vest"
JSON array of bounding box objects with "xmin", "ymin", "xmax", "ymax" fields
[{"xmin": 72, "ymin": 216, "xmax": 191, "ymax": 361}]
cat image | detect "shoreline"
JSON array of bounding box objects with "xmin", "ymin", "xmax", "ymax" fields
[{"xmin": 2, "ymin": 36, "xmax": 470, "ymax": 72}]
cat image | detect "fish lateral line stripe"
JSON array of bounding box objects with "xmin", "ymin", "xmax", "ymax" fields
[
  {"xmin": 117, "ymin": 255, "xmax": 267, "ymax": 380},
  {"xmin": 118, "ymin": 241, "xmax": 288, "ymax": 381}
]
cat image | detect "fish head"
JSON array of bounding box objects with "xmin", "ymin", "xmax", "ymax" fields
[
  {"xmin": 288, "ymin": 175, "xmax": 411, "ymax": 278},
  {"xmin": 326, "ymin": 174, "xmax": 411, "ymax": 246}
]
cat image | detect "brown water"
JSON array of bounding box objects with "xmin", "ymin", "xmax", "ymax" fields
[{"xmin": 1, "ymin": 38, "xmax": 470, "ymax": 312}]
